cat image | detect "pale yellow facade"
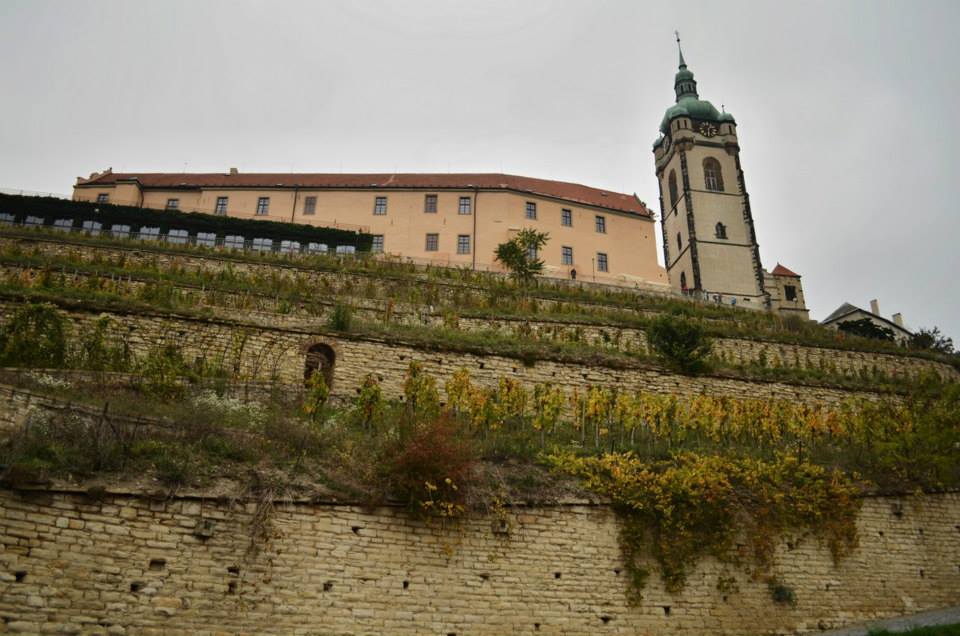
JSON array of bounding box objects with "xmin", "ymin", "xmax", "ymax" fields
[
  {"xmin": 73, "ymin": 177, "xmax": 668, "ymax": 289},
  {"xmin": 655, "ymin": 118, "xmax": 767, "ymax": 308}
]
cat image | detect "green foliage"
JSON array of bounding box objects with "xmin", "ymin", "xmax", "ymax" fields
[
  {"xmin": 75, "ymin": 315, "xmax": 132, "ymax": 372},
  {"xmin": 646, "ymin": 314, "xmax": 712, "ymax": 373},
  {"xmin": 768, "ymin": 580, "xmax": 796, "ymax": 605},
  {"xmin": 0, "ymin": 302, "xmax": 68, "ymax": 368},
  {"xmin": 494, "ymin": 228, "xmax": 550, "ymax": 285},
  {"xmin": 0, "ymin": 192, "xmax": 372, "ymax": 251},
  {"xmin": 910, "ymin": 326, "xmax": 955, "ymax": 354},
  {"xmin": 327, "ymin": 303, "xmax": 353, "ymax": 331},
  {"xmin": 137, "ymin": 343, "xmax": 194, "ymax": 400},
  {"xmin": 838, "ymin": 318, "xmax": 895, "ymax": 342}
]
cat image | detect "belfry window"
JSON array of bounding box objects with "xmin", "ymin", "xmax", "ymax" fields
[
  {"xmin": 703, "ymin": 157, "xmax": 724, "ymax": 192},
  {"xmin": 668, "ymin": 170, "xmax": 678, "ymax": 208},
  {"xmin": 715, "ymin": 222, "xmax": 727, "ymax": 239}
]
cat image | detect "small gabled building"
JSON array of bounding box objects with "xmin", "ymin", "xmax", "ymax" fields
[{"xmin": 821, "ymin": 299, "xmax": 912, "ymax": 345}]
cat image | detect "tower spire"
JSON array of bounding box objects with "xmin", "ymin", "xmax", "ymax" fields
[{"xmin": 672, "ymin": 32, "xmax": 698, "ymax": 101}]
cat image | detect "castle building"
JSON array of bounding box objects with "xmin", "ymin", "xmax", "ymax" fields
[
  {"xmin": 653, "ymin": 39, "xmax": 801, "ymax": 313},
  {"xmin": 72, "ymin": 171, "xmax": 668, "ymax": 289},
  {"xmin": 70, "ymin": 40, "xmax": 809, "ymax": 315}
]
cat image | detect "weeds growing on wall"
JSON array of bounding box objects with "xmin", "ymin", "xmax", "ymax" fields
[{"xmin": 547, "ymin": 451, "xmax": 861, "ymax": 600}]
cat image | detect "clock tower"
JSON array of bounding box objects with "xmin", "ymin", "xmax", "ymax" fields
[{"xmin": 653, "ymin": 38, "xmax": 768, "ymax": 309}]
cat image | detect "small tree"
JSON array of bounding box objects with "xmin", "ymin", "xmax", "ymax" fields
[
  {"xmin": 647, "ymin": 314, "xmax": 712, "ymax": 374},
  {"xmin": 495, "ymin": 229, "xmax": 549, "ymax": 285},
  {"xmin": 910, "ymin": 326, "xmax": 954, "ymax": 354}
]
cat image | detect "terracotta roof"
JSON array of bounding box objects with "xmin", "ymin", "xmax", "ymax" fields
[
  {"xmin": 771, "ymin": 263, "xmax": 800, "ymax": 277},
  {"xmin": 77, "ymin": 172, "xmax": 652, "ymax": 217}
]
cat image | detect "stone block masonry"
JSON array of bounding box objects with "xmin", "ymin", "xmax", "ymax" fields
[
  {"xmin": 0, "ymin": 488, "xmax": 957, "ymax": 635},
  {"xmin": 2, "ymin": 241, "xmax": 954, "ymax": 383},
  {"xmin": 0, "ymin": 299, "xmax": 889, "ymax": 408}
]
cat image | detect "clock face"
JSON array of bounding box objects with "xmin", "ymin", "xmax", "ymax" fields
[{"xmin": 698, "ymin": 122, "xmax": 718, "ymax": 137}]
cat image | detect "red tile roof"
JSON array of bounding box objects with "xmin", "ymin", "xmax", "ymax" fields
[
  {"xmin": 79, "ymin": 172, "xmax": 652, "ymax": 217},
  {"xmin": 771, "ymin": 263, "xmax": 800, "ymax": 277}
]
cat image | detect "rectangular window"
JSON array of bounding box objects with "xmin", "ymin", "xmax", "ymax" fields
[
  {"xmin": 525, "ymin": 201, "xmax": 537, "ymax": 220},
  {"xmin": 561, "ymin": 208, "xmax": 572, "ymax": 227},
  {"xmin": 459, "ymin": 196, "xmax": 472, "ymax": 215},
  {"xmin": 457, "ymin": 234, "xmax": 471, "ymax": 254},
  {"xmin": 595, "ymin": 215, "xmax": 606, "ymax": 233},
  {"xmin": 165, "ymin": 198, "xmax": 179, "ymax": 210},
  {"xmin": 215, "ymin": 196, "xmax": 228, "ymax": 215},
  {"xmin": 372, "ymin": 235, "xmax": 384, "ymax": 253},
  {"xmin": 784, "ymin": 285, "xmax": 797, "ymax": 302},
  {"xmin": 256, "ymin": 197, "xmax": 270, "ymax": 216},
  {"xmin": 561, "ymin": 246, "xmax": 573, "ymax": 266},
  {"xmin": 373, "ymin": 196, "xmax": 388, "ymax": 215},
  {"xmin": 96, "ymin": 193, "xmax": 109, "ymax": 204},
  {"xmin": 527, "ymin": 245, "xmax": 538, "ymax": 260},
  {"xmin": 425, "ymin": 233, "xmax": 439, "ymax": 252},
  {"xmin": 424, "ymin": 194, "xmax": 437, "ymax": 213},
  {"xmin": 597, "ymin": 252, "xmax": 609, "ymax": 272},
  {"xmin": 303, "ymin": 196, "xmax": 317, "ymax": 215}
]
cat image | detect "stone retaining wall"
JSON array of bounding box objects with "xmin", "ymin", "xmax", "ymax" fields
[
  {"xmin": 0, "ymin": 300, "xmax": 888, "ymax": 407},
  {"xmin": 0, "ymin": 488, "xmax": 957, "ymax": 635},
  {"xmin": 3, "ymin": 254, "xmax": 954, "ymax": 383}
]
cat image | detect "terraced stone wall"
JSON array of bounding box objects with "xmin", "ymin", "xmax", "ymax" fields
[
  {"xmin": 0, "ymin": 300, "xmax": 890, "ymax": 408},
  {"xmin": 0, "ymin": 488, "xmax": 957, "ymax": 635}
]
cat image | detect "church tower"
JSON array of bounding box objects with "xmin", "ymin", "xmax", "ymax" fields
[{"xmin": 653, "ymin": 38, "xmax": 768, "ymax": 309}]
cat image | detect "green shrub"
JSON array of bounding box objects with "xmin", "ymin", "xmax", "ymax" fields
[
  {"xmin": 327, "ymin": 303, "xmax": 353, "ymax": 331},
  {"xmin": 138, "ymin": 344, "xmax": 193, "ymax": 400},
  {"xmin": 0, "ymin": 303, "xmax": 69, "ymax": 368},
  {"xmin": 646, "ymin": 314, "xmax": 712, "ymax": 373}
]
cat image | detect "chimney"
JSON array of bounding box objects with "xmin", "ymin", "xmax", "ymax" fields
[
  {"xmin": 229, "ymin": 167, "xmax": 239, "ymax": 175},
  {"xmin": 892, "ymin": 313, "xmax": 904, "ymax": 328},
  {"xmin": 870, "ymin": 299, "xmax": 880, "ymax": 315}
]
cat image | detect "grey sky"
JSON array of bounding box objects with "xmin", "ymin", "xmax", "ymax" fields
[{"xmin": 2, "ymin": 0, "xmax": 958, "ymax": 338}]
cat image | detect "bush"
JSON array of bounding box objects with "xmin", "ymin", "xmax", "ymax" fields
[
  {"xmin": 327, "ymin": 304, "xmax": 353, "ymax": 331},
  {"xmin": 646, "ymin": 314, "xmax": 712, "ymax": 373},
  {"xmin": 0, "ymin": 303, "xmax": 69, "ymax": 368},
  {"xmin": 384, "ymin": 414, "xmax": 477, "ymax": 520},
  {"xmin": 138, "ymin": 344, "xmax": 193, "ymax": 400}
]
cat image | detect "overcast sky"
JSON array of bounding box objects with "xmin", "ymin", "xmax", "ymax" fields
[{"xmin": 1, "ymin": 0, "xmax": 957, "ymax": 337}]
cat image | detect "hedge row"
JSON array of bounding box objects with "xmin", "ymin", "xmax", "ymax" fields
[{"xmin": 0, "ymin": 193, "xmax": 373, "ymax": 250}]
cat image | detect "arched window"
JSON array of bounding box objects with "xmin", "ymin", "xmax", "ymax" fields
[
  {"xmin": 715, "ymin": 222, "xmax": 727, "ymax": 239},
  {"xmin": 703, "ymin": 157, "xmax": 724, "ymax": 192},
  {"xmin": 304, "ymin": 342, "xmax": 336, "ymax": 389},
  {"xmin": 668, "ymin": 170, "xmax": 678, "ymax": 208},
  {"xmin": 680, "ymin": 271, "xmax": 688, "ymax": 290},
  {"xmin": 676, "ymin": 232, "xmax": 682, "ymax": 251}
]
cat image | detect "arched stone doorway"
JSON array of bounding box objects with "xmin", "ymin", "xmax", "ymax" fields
[{"xmin": 304, "ymin": 342, "xmax": 336, "ymax": 389}]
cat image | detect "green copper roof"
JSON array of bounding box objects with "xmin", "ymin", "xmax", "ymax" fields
[{"xmin": 658, "ymin": 41, "xmax": 735, "ymax": 135}]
